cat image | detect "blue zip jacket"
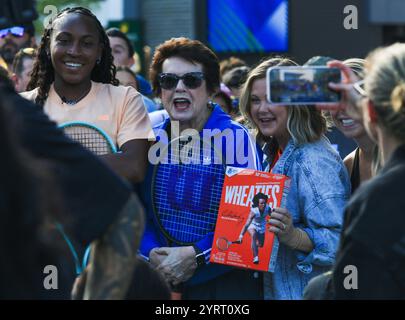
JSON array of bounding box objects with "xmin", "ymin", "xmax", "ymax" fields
[{"xmin": 137, "ymin": 104, "xmax": 262, "ymax": 286}]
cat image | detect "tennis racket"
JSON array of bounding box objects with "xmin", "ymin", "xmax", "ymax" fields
[
  {"xmin": 56, "ymin": 223, "xmax": 91, "ymax": 276},
  {"xmin": 216, "ymin": 237, "xmax": 241, "ymax": 251},
  {"xmin": 57, "ymin": 122, "xmax": 116, "ymax": 276},
  {"xmin": 151, "ymin": 134, "xmax": 226, "ymax": 298},
  {"xmin": 59, "ymin": 121, "xmax": 117, "ymax": 155}
]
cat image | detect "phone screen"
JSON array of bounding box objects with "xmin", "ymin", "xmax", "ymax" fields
[{"xmin": 266, "ymin": 67, "xmax": 341, "ymax": 105}]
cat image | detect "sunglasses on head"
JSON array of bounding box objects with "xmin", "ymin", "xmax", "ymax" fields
[
  {"xmin": 158, "ymin": 72, "xmax": 205, "ymax": 90},
  {"xmin": 0, "ymin": 26, "xmax": 25, "ymax": 38}
]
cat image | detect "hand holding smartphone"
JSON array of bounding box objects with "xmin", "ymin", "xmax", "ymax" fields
[{"xmin": 266, "ymin": 66, "xmax": 342, "ymax": 105}]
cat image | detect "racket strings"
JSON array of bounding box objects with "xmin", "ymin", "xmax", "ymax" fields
[
  {"xmin": 154, "ymin": 138, "xmax": 225, "ymax": 244},
  {"xmin": 62, "ymin": 126, "xmax": 114, "ymax": 155}
]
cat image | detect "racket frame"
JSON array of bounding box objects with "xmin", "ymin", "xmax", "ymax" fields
[
  {"xmin": 58, "ymin": 121, "xmax": 118, "ymax": 154},
  {"xmin": 151, "ymin": 133, "xmax": 226, "ymax": 246}
]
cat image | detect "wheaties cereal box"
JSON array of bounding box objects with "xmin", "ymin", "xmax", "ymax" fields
[{"xmin": 210, "ymin": 166, "xmax": 290, "ymax": 272}]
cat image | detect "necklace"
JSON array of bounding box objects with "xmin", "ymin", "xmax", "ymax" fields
[{"xmin": 61, "ymin": 86, "xmax": 91, "ymax": 105}]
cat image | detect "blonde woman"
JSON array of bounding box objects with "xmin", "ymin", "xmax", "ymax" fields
[{"xmin": 239, "ymin": 57, "xmax": 350, "ymax": 299}]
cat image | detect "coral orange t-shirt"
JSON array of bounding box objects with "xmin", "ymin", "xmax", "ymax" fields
[{"xmin": 21, "ymin": 81, "xmax": 154, "ymax": 148}]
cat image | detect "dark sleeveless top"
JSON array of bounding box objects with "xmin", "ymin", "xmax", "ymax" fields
[{"xmin": 350, "ymin": 147, "xmax": 360, "ymax": 194}]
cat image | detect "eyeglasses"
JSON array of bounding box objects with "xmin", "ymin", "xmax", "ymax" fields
[
  {"xmin": 353, "ymin": 80, "xmax": 366, "ymax": 97},
  {"xmin": 0, "ymin": 26, "xmax": 25, "ymax": 39},
  {"xmin": 158, "ymin": 72, "xmax": 205, "ymax": 90}
]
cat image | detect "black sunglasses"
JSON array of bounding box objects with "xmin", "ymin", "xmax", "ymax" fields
[{"xmin": 158, "ymin": 72, "xmax": 205, "ymax": 90}]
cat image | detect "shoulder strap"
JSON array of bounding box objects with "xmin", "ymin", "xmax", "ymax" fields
[{"xmin": 350, "ymin": 147, "xmax": 361, "ymax": 193}]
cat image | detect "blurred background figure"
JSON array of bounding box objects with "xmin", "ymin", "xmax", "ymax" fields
[
  {"xmin": 222, "ymin": 65, "xmax": 250, "ymax": 99},
  {"xmin": 222, "ymin": 65, "xmax": 250, "ymax": 114},
  {"xmin": 211, "ymin": 83, "xmax": 234, "ymax": 116},
  {"xmin": 0, "ymin": 22, "xmax": 36, "ymax": 71},
  {"xmin": 330, "ymin": 43, "xmax": 405, "ymax": 299},
  {"xmin": 219, "ymin": 56, "xmax": 247, "ymax": 79},
  {"xmin": 106, "ymin": 27, "xmax": 153, "ymax": 97},
  {"xmin": 219, "ymin": 57, "xmax": 249, "ymax": 118},
  {"xmin": 116, "ymin": 66, "xmax": 159, "ymax": 113},
  {"xmin": 329, "ymin": 58, "xmax": 376, "ymax": 193},
  {"xmin": 11, "ymin": 47, "xmax": 35, "ymax": 92}
]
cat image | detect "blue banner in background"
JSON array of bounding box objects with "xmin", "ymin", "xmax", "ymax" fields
[{"xmin": 208, "ymin": 0, "xmax": 288, "ymax": 53}]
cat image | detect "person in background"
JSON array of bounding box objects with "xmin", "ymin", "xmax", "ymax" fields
[
  {"xmin": 106, "ymin": 27, "xmax": 153, "ymax": 97},
  {"xmin": 329, "ymin": 44, "xmax": 405, "ymax": 299},
  {"xmin": 329, "ymin": 58, "xmax": 376, "ymax": 194},
  {"xmin": 239, "ymin": 57, "xmax": 350, "ymax": 299},
  {"xmin": 11, "ymin": 47, "xmax": 35, "ymax": 92},
  {"xmin": 0, "ymin": 22, "xmax": 36, "ymax": 70},
  {"xmin": 219, "ymin": 57, "xmax": 249, "ymax": 118},
  {"xmin": 219, "ymin": 56, "xmax": 247, "ymax": 79},
  {"xmin": 116, "ymin": 65, "xmax": 159, "ymax": 113},
  {"xmin": 212, "ymin": 83, "xmax": 234, "ymax": 116}
]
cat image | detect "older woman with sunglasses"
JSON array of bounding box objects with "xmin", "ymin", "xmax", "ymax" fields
[{"xmin": 137, "ymin": 37, "xmax": 262, "ymax": 299}]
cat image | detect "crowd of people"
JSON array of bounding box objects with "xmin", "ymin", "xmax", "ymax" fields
[{"xmin": 0, "ymin": 6, "xmax": 404, "ymax": 300}]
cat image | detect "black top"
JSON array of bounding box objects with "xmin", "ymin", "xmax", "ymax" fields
[
  {"xmin": 350, "ymin": 147, "xmax": 360, "ymax": 194},
  {"xmin": 333, "ymin": 144, "xmax": 405, "ymax": 299},
  {"xmin": 0, "ymin": 87, "xmax": 133, "ymax": 299}
]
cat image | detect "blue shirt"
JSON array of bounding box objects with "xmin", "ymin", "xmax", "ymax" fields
[
  {"xmin": 263, "ymin": 137, "xmax": 350, "ymax": 299},
  {"xmin": 138, "ymin": 104, "xmax": 262, "ymax": 286}
]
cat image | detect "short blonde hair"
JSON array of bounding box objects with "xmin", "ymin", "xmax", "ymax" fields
[
  {"xmin": 366, "ymin": 43, "xmax": 405, "ymax": 141},
  {"xmin": 239, "ymin": 57, "xmax": 328, "ymax": 145}
]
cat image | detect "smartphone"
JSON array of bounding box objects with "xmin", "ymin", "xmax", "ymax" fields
[{"xmin": 266, "ymin": 66, "xmax": 342, "ymax": 105}]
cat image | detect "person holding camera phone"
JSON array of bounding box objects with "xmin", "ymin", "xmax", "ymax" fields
[{"xmin": 239, "ymin": 57, "xmax": 350, "ymax": 299}]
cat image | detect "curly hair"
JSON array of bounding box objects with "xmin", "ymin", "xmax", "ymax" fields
[
  {"xmin": 252, "ymin": 192, "xmax": 268, "ymax": 208},
  {"xmin": 27, "ymin": 7, "xmax": 118, "ymax": 107},
  {"xmin": 150, "ymin": 37, "xmax": 220, "ymax": 96}
]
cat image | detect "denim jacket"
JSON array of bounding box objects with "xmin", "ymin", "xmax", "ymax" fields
[{"xmin": 263, "ymin": 136, "xmax": 350, "ymax": 299}]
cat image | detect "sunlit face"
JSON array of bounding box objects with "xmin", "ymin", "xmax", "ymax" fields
[
  {"xmin": 15, "ymin": 56, "xmax": 34, "ymax": 92},
  {"xmin": 50, "ymin": 13, "xmax": 102, "ymax": 86},
  {"xmin": 250, "ymin": 78, "xmax": 289, "ymax": 142},
  {"xmin": 258, "ymin": 198, "xmax": 266, "ymax": 212},
  {"xmin": 116, "ymin": 70, "xmax": 138, "ymax": 90},
  {"xmin": 330, "ymin": 108, "xmax": 365, "ymax": 139},
  {"xmin": 108, "ymin": 36, "xmax": 132, "ymax": 67},
  {"xmin": 160, "ymin": 56, "xmax": 211, "ymax": 129}
]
